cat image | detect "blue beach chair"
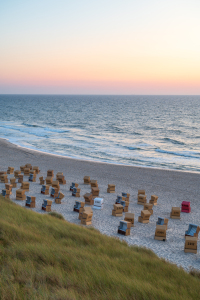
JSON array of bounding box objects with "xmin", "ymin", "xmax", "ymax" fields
[
  {"xmin": 2, "ymin": 189, "xmax": 6, "ymax": 197},
  {"xmin": 185, "ymin": 224, "xmax": 198, "ymax": 237},
  {"xmin": 156, "ymin": 217, "xmax": 165, "ymax": 226}
]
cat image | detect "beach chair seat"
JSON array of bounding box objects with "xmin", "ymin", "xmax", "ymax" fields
[
  {"xmin": 93, "ymin": 197, "xmax": 104, "ymax": 209},
  {"xmin": 83, "ymin": 193, "xmax": 94, "ymax": 205},
  {"xmin": 33, "ymin": 166, "xmax": 40, "ymax": 174},
  {"xmin": 7, "ymin": 166, "xmax": 14, "ymax": 174},
  {"xmin": 10, "ymin": 177, "xmax": 17, "ymax": 188},
  {"xmin": 74, "ymin": 201, "xmax": 85, "ymax": 212},
  {"xmin": 181, "ymin": 201, "xmax": 191, "ymax": 213},
  {"xmin": 149, "ymin": 195, "xmax": 158, "ymax": 206},
  {"xmin": 137, "ymin": 194, "xmax": 147, "ymax": 205},
  {"xmin": 144, "ymin": 203, "xmax": 153, "ymax": 215},
  {"xmin": 18, "ymin": 174, "xmax": 23, "ymax": 183},
  {"xmin": 47, "ymin": 170, "xmax": 54, "ymax": 177},
  {"xmin": 90, "ymin": 180, "xmax": 98, "ymax": 187},
  {"xmin": 25, "ymin": 196, "xmax": 36, "ymax": 208},
  {"xmin": 124, "ymin": 213, "xmax": 135, "ymax": 227},
  {"xmin": 155, "ymin": 225, "xmax": 167, "ymax": 241},
  {"xmin": 184, "ymin": 236, "xmax": 197, "ymax": 253},
  {"xmin": 170, "ymin": 207, "xmax": 181, "ymax": 219},
  {"xmin": 185, "ymin": 224, "xmax": 199, "ymax": 238},
  {"xmin": 112, "ymin": 204, "xmax": 123, "ymax": 217},
  {"xmin": 118, "ymin": 220, "xmax": 131, "ymax": 236},
  {"xmin": 21, "ymin": 182, "xmax": 30, "ymax": 191},
  {"xmin": 55, "ymin": 192, "xmax": 64, "ymax": 204},
  {"xmin": 41, "ymin": 185, "xmax": 49, "ymax": 195},
  {"xmin": 107, "ymin": 184, "xmax": 115, "ymax": 193},
  {"xmin": 72, "ymin": 187, "xmax": 80, "ymax": 197},
  {"xmin": 70, "ymin": 182, "xmax": 78, "ymax": 191},
  {"xmin": 42, "ymin": 199, "xmax": 52, "ymax": 212},
  {"xmin": 138, "ymin": 210, "xmax": 151, "ymax": 224},
  {"xmin": 83, "ymin": 176, "xmax": 90, "ymax": 184},
  {"xmin": 14, "ymin": 170, "xmax": 21, "ymax": 178},
  {"xmin": 16, "ymin": 189, "xmax": 26, "ymax": 200}
]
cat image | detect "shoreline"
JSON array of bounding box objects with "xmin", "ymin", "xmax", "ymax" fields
[
  {"xmin": 1, "ymin": 137, "xmax": 200, "ymax": 175},
  {"xmin": 0, "ymin": 137, "xmax": 199, "ymax": 271}
]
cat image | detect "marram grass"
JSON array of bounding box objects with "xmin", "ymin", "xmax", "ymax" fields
[{"xmin": 0, "ymin": 196, "xmax": 199, "ymax": 300}]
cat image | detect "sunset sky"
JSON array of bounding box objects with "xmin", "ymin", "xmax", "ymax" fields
[{"xmin": 0, "ymin": 0, "xmax": 200, "ymax": 94}]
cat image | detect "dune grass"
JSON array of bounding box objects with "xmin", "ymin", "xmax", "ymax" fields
[{"xmin": 0, "ymin": 196, "xmax": 199, "ymax": 300}]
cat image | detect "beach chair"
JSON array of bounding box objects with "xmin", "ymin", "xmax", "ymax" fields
[
  {"xmin": 124, "ymin": 212, "xmax": 135, "ymax": 227},
  {"xmin": 2, "ymin": 189, "xmax": 11, "ymax": 199},
  {"xmin": 116, "ymin": 195, "xmax": 123, "ymax": 204},
  {"xmin": 121, "ymin": 200, "xmax": 129, "ymax": 212},
  {"xmin": 70, "ymin": 182, "xmax": 78, "ymax": 191},
  {"xmin": 0, "ymin": 174, "xmax": 8, "ymax": 183},
  {"xmin": 50, "ymin": 187, "xmax": 59, "ymax": 198},
  {"xmin": 91, "ymin": 187, "xmax": 99, "ymax": 197},
  {"xmin": 29, "ymin": 170, "xmax": 36, "ymax": 182},
  {"xmin": 143, "ymin": 203, "xmax": 153, "ymax": 215},
  {"xmin": 137, "ymin": 194, "xmax": 147, "ymax": 205},
  {"xmin": 57, "ymin": 174, "xmax": 66, "ymax": 184},
  {"xmin": 20, "ymin": 166, "xmax": 25, "ymax": 172},
  {"xmin": 42, "ymin": 199, "xmax": 52, "ymax": 212},
  {"xmin": 149, "ymin": 195, "xmax": 158, "ymax": 206},
  {"xmin": 118, "ymin": 220, "xmax": 131, "ymax": 236},
  {"xmin": 185, "ymin": 224, "xmax": 200, "ymax": 238},
  {"xmin": 33, "ymin": 166, "xmax": 40, "ymax": 174},
  {"xmin": 155, "ymin": 225, "xmax": 167, "ymax": 241},
  {"xmin": 52, "ymin": 180, "xmax": 60, "ymax": 190},
  {"xmin": 112, "ymin": 204, "xmax": 123, "ymax": 217},
  {"xmin": 138, "ymin": 210, "xmax": 151, "ymax": 224},
  {"xmin": 55, "ymin": 192, "xmax": 64, "ymax": 204},
  {"xmin": 93, "ymin": 197, "xmax": 104, "ymax": 209},
  {"xmin": 83, "ymin": 176, "xmax": 90, "ymax": 184},
  {"xmin": 107, "ymin": 184, "xmax": 115, "ymax": 193},
  {"xmin": 80, "ymin": 207, "xmax": 93, "ymax": 225},
  {"xmin": 181, "ymin": 201, "xmax": 191, "ymax": 213},
  {"xmin": 56, "ymin": 172, "xmax": 63, "ymax": 179},
  {"xmin": 14, "ymin": 170, "xmax": 21, "ymax": 178},
  {"xmin": 25, "ymin": 196, "xmax": 36, "ymax": 208},
  {"xmin": 72, "ymin": 187, "xmax": 80, "ymax": 197},
  {"xmin": 24, "ymin": 168, "xmax": 30, "ymax": 176},
  {"xmin": 46, "ymin": 176, "xmax": 53, "ymax": 185},
  {"xmin": 90, "ymin": 180, "xmax": 98, "ymax": 187},
  {"xmin": 184, "ymin": 236, "xmax": 197, "ymax": 254},
  {"xmin": 170, "ymin": 207, "xmax": 181, "ymax": 219},
  {"xmin": 156, "ymin": 217, "xmax": 168, "ymax": 229},
  {"xmin": 10, "ymin": 177, "xmax": 17, "ymax": 188},
  {"xmin": 25, "ymin": 164, "xmax": 32, "ymax": 170},
  {"xmin": 7, "ymin": 166, "xmax": 14, "ymax": 174},
  {"xmin": 74, "ymin": 201, "xmax": 85, "ymax": 212},
  {"xmin": 21, "ymin": 182, "xmax": 30, "ymax": 191},
  {"xmin": 41, "ymin": 185, "xmax": 49, "ymax": 195},
  {"xmin": 16, "ymin": 189, "xmax": 26, "ymax": 200},
  {"xmin": 39, "ymin": 176, "xmax": 45, "ymax": 185},
  {"xmin": 18, "ymin": 174, "xmax": 23, "ymax": 183},
  {"xmin": 138, "ymin": 189, "xmax": 145, "ymax": 195},
  {"xmin": 2, "ymin": 189, "xmax": 7, "ymax": 197},
  {"xmin": 0, "ymin": 171, "xmax": 6, "ymax": 176},
  {"xmin": 47, "ymin": 170, "xmax": 54, "ymax": 177},
  {"xmin": 122, "ymin": 192, "xmax": 130, "ymax": 202},
  {"xmin": 83, "ymin": 193, "xmax": 94, "ymax": 205}
]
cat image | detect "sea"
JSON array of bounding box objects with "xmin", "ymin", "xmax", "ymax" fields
[{"xmin": 0, "ymin": 94, "xmax": 200, "ymax": 173}]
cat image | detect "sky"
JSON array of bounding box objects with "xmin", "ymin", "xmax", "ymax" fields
[{"xmin": 0, "ymin": 0, "xmax": 200, "ymax": 95}]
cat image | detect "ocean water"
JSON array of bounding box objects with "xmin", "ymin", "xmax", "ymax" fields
[{"xmin": 0, "ymin": 94, "xmax": 200, "ymax": 172}]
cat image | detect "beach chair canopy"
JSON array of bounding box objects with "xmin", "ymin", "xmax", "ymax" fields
[
  {"xmin": 157, "ymin": 217, "xmax": 164, "ymax": 225},
  {"xmin": 186, "ymin": 224, "xmax": 198, "ymax": 236}
]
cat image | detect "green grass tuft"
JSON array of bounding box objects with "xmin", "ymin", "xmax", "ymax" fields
[
  {"xmin": 0, "ymin": 196, "xmax": 199, "ymax": 300},
  {"xmin": 48, "ymin": 211, "xmax": 65, "ymax": 220}
]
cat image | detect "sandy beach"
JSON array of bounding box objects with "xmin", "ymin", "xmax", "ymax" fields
[{"xmin": 0, "ymin": 138, "xmax": 199, "ymax": 271}]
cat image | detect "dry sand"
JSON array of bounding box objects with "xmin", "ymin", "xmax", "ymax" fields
[{"xmin": 0, "ymin": 138, "xmax": 199, "ymax": 271}]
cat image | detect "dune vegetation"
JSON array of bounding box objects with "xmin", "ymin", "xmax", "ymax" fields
[{"xmin": 0, "ymin": 196, "xmax": 199, "ymax": 300}]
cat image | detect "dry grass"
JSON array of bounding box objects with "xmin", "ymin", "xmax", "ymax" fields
[{"xmin": 0, "ymin": 196, "xmax": 199, "ymax": 300}]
